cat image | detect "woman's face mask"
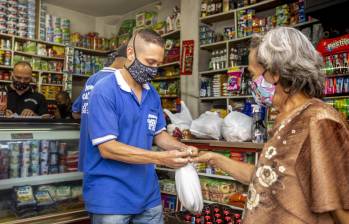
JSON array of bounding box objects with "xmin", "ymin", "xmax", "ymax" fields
[{"xmin": 249, "ymin": 70, "xmax": 276, "ymax": 107}]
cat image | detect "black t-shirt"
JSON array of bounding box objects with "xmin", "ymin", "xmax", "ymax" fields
[{"xmin": 6, "ymin": 86, "xmax": 49, "ymax": 116}]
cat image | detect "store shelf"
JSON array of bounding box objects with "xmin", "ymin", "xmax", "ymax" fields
[
  {"xmin": 33, "ymin": 70, "xmax": 64, "ymax": 74},
  {"xmin": 161, "ymin": 29, "xmax": 180, "ymax": 39},
  {"xmin": 292, "ymin": 19, "xmax": 321, "ymax": 28},
  {"xmin": 0, "ymin": 208, "xmax": 89, "ymax": 224},
  {"xmin": 15, "ymin": 36, "xmax": 66, "ymax": 47},
  {"xmin": 181, "ymin": 139, "xmax": 264, "ymax": 150},
  {"xmin": 325, "ymin": 73, "xmax": 349, "ymax": 78},
  {"xmin": 198, "ymin": 172, "xmax": 236, "ymax": 181},
  {"xmin": 0, "ymin": 65, "xmax": 12, "ymax": 69},
  {"xmin": 0, "ymin": 172, "xmax": 83, "ymax": 190},
  {"xmin": 200, "ymin": 68, "xmax": 228, "ymax": 75},
  {"xmin": 200, "ymin": 10, "xmax": 235, "ymax": 24},
  {"xmin": 159, "ymin": 61, "xmax": 180, "ymax": 68},
  {"xmin": 200, "ymin": 40, "xmax": 227, "ymax": 50},
  {"xmin": 156, "ymin": 167, "xmax": 236, "ymax": 181},
  {"xmin": 200, "ymin": 66, "xmax": 248, "ymax": 76},
  {"xmin": 237, "ymin": 0, "xmax": 284, "ymax": 12},
  {"xmin": 73, "ymin": 46, "xmax": 110, "ymax": 54},
  {"xmin": 161, "ymin": 191, "xmax": 177, "ymax": 196},
  {"xmin": 160, "ymin": 95, "xmax": 179, "ymax": 98},
  {"xmin": 41, "ymin": 83, "xmax": 64, "ymax": 87},
  {"xmin": 323, "ymin": 95, "xmax": 349, "ymax": 100},
  {"xmin": 72, "ymin": 74, "xmax": 90, "ymax": 78},
  {"xmin": 200, "ymin": 95, "xmax": 253, "ymax": 100},
  {"xmin": 203, "ymin": 200, "xmax": 244, "ymax": 211},
  {"xmin": 0, "ymin": 32, "xmax": 14, "ymax": 39},
  {"xmin": 14, "ymin": 51, "xmax": 65, "ymax": 60},
  {"xmin": 153, "ymin": 75, "xmax": 180, "ymax": 81}
]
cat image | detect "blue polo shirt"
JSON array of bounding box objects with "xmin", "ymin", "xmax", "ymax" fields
[
  {"xmin": 72, "ymin": 67, "xmax": 116, "ymax": 172},
  {"xmin": 83, "ymin": 70, "xmax": 166, "ymax": 214}
]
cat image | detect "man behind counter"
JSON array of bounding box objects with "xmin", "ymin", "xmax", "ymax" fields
[{"xmin": 6, "ymin": 61, "xmax": 50, "ymax": 118}]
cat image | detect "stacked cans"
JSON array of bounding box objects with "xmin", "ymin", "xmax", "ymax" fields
[
  {"xmin": 7, "ymin": 0, "xmax": 18, "ymax": 36},
  {"xmin": 48, "ymin": 140, "xmax": 59, "ymax": 174},
  {"xmin": 0, "ymin": 0, "xmax": 7, "ymax": 33},
  {"xmin": 212, "ymin": 74, "xmax": 222, "ymax": 97},
  {"xmin": 20, "ymin": 141, "xmax": 31, "ymax": 177},
  {"xmin": 27, "ymin": 0, "xmax": 35, "ymax": 38},
  {"xmin": 17, "ymin": 3, "xmax": 28, "ymax": 38},
  {"xmin": 9, "ymin": 142, "xmax": 20, "ymax": 178},
  {"xmin": 61, "ymin": 18, "xmax": 70, "ymax": 45},
  {"xmin": 0, "ymin": 145, "xmax": 9, "ymax": 179},
  {"xmin": 40, "ymin": 140, "xmax": 49, "ymax": 175},
  {"xmin": 30, "ymin": 141, "xmax": 40, "ymax": 176},
  {"xmin": 53, "ymin": 17, "xmax": 62, "ymax": 44},
  {"xmin": 45, "ymin": 14, "xmax": 53, "ymax": 42},
  {"xmin": 39, "ymin": 4, "xmax": 46, "ymax": 41}
]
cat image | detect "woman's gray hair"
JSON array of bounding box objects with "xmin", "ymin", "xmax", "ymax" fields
[{"xmin": 250, "ymin": 27, "xmax": 325, "ymax": 98}]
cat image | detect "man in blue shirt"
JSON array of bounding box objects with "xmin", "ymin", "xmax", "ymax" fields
[
  {"xmin": 72, "ymin": 45, "xmax": 127, "ymax": 172},
  {"xmin": 84, "ymin": 29, "xmax": 198, "ymax": 224}
]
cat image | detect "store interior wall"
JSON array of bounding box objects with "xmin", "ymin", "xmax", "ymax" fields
[{"xmin": 45, "ymin": 0, "xmax": 200, "ymax": 116}]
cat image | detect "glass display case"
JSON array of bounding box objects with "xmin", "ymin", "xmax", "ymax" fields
[{"xmin": 0, "ymin": 119, "xmax": 89, "ymax": 224}]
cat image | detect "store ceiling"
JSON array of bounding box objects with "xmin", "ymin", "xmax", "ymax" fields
[{"xmin": 44, "ymin": 0, "xmax": 158, "ymax": 17}]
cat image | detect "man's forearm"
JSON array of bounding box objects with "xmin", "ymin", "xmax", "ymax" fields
[
  {"xmin": 154, "ymin": 131, "xmax": 187, "ymax": 151},
  {"xmin": 99, "ymin": 140, "xmax": 162, "ymax": 165}
]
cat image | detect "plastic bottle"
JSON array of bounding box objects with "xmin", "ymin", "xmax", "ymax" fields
[{"xmin": 251, "ymin": 104, "xmax": 266, "ymax": 143}]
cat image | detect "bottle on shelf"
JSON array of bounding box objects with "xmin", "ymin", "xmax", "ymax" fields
[
  {"xmin": 215, "ymin": 0, "xmax": 223, "ymax": 14},
  {"xmin": 251, "ymin": 104, "xmax": 266, "ymax": 143},
  {"xmin": 201, "ymin": 0, "xmax": 208, "ymax": 17}
]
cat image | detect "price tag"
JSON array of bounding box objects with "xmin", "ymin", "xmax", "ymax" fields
[{"xmin": 11, "ymin": 133, "xmax": 33, "ymax": 140}]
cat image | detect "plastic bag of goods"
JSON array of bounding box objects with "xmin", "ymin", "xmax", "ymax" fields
[
  {"xmin": 175, "ymin": 164, "xmax": 203, "ymax": 213},
  {"xmin": 164, "ymin": 101, "xmax": 193, "ymax": 131},
  {"xmin": 190, "ymin": 111, "xmax": 223, "ymax": 140},
  {"xmin": 222, "ymin": 111, "xmax": 252, "ymax": 142}
]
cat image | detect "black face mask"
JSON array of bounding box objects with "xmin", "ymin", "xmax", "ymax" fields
[
  {"xmin": 125, "ymin": 34, "xmax": 158, "ymax": 84},
  {"xmin": 12, "ymin": 77, "xmax": 30, "ymax": 91}
]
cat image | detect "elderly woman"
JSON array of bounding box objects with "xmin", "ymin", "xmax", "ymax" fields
[{"xmin": 194, "ymin": 27, "xmax": 349, "ymax": 224}]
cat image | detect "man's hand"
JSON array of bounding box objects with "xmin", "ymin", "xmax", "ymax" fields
[
  {"xmin": 182, "ymin": 145, "xmax": 199, "ymax": 162},
  {"xmin": 157, "ymin": 150, "xmax": 193, "ymax": 169},
  {"xmin": 5, "ymin": 109, "xmax": 13, "ymax": 117},
  {"xmin": 21, "ymin": 109, "xmax": 35, "ymax": 117}
]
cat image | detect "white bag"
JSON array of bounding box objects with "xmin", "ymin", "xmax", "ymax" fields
[
  {"xmin": 175, "ymin": 164, "xmax": 203, "ymax": 213},
  {"xmin": 164, "ymin": 101, "xmax": 193, "ymax": 131},
  {"xmin": 190, "ymin": 111, "xmax": 223, "ymax": 140},
  {"xmin": 222, "ymin": 111, "xmax": 252, "ymax": 142}
]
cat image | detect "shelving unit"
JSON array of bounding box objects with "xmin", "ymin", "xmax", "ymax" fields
[
  {"xmin": 158, "ymin": 61, "xmax": 180, "ymax": 68},
  {"xmin": 0, "ymin": 172, "xmax": 83, "ymax": 191},
  {"xmin": 161, "ymin": 29, "xmax": 180, "ymax": 39}
]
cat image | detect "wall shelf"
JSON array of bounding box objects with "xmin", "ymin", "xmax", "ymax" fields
[
  {"xmin": 153, "ymin": 75, "xmax": 180, "ymax": 81},
  {"xmin": 161, "ymin": 29, "xmax": 180, "ymax": 39},
  {"xmin": 159, "ymin": 61, "xmax": 180, "ymax": 68},
  {"xmin": 200, "ymin": 95, "xmax": 253, "ymax": 100},
  {"xmin": 14, "ymin": 51, "xmax": 65, "ymax": 60},
  {"xmin": 0, "ymin": 172, "xmax": 83, "ymax": 190},
  {"xmin": 203, "ymin": 200, "xmax": 244, "ymax": 211},
  {"xmin": 181, "ymin": 139, "xmax": 264, "ymax": 150},
  {"xmin": 73, "ymin": 46, "xmax": 110, "ymax": 54},
  {"xmin": 160, "ymin": 95, "xmax": 179, "ymax": 98}
]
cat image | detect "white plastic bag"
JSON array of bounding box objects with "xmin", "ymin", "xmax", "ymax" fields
[
  {"xmin": 190, "ymin": 111, "xmax": 223, "ymax": 140},
  {"xmin": 175, "ymin": 164, "xmax": 203, "ymax": 213},
  {"xmin": 164, "ymin": 101, "xmax": 193, "ymax": 130},
  {"xmin": 222, "ymin": 111, "xmax": 252, "ymax": 142}
]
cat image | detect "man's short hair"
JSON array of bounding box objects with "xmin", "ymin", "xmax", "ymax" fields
[
  {"xmin": 134, "ymin": 29, "xmax": 165, "ymax": 48},
  {"xmin": 14, "ymin": 61, "xmax": 33, "ymax": 70}
]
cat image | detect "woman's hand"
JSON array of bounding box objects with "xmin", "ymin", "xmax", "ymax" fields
[{"xmin": 193, "ymin": 151, "xmax": 217, "ymax": 166}]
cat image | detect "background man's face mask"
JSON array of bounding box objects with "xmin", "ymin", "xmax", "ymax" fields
[
  {"xmin": 125, "ymin": 34, "xmax": 158, "ymax": 84},
  {"xmin": 12, "ymin": 77, "xmax": 30, "ymax": 91}
]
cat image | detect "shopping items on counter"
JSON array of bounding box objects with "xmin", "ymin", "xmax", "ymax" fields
[
  {"xmin": 175, "ymin": 164, "xmax": 203, "ymax": 213},
  {"xmin": 164, "ymin": 101, "xmax": 193, "ymax": 131},
  {"xmin": 222, "ymin": 111, "xmax": 252, "ymax": 142},
  {"xmin": 190, "ymin": 111, "xmax": 223, "ymax": 140}
]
